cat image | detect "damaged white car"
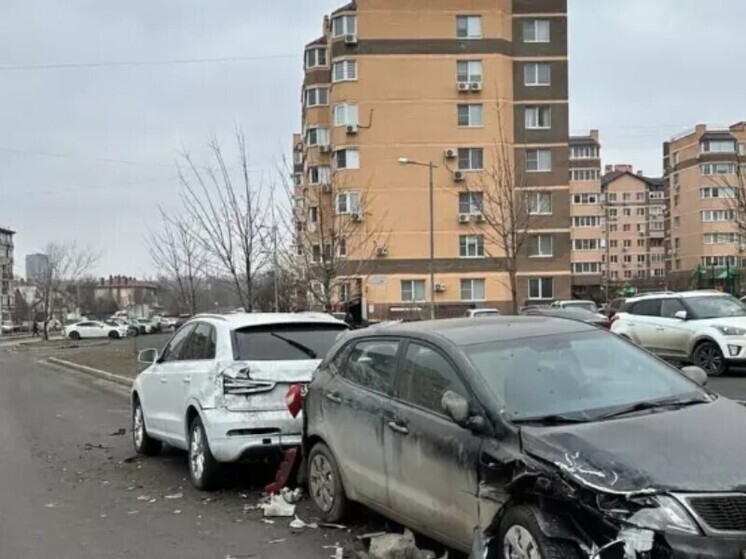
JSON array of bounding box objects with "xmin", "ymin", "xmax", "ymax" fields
[{"xmin": 131, "ymin": 312, "xmax": 348, "ymax": 489}]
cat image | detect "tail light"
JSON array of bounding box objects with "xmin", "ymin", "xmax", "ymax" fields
[{"xmin": 286, "ymin": 384, "xmax": 303, "ymax": 418}]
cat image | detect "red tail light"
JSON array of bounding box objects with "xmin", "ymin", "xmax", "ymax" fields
[{"xmin": 286, "ymin": 384, "xmax": 303, "ymax": 418}]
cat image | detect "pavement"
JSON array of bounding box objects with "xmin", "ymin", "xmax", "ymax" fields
[{"xmin": 0, "ymin": 350, "xmax": 396, "ymax": 559}]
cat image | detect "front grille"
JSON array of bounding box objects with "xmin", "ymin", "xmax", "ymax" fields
[{"xmin": 686, "ymin": 495, "xmax": 746, "ymax": 532}]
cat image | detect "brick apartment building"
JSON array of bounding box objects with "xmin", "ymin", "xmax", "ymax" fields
[
  {"xmin": 294, "ymin": 0, "xmax": 570, "ymax": 319},
  {"xmin": 664, "ymin": 122, "xmax": 746, "ymax": 290},
  {"xmin": 0, "ymin": 226, "xmax": 14, "ymax": 323}
]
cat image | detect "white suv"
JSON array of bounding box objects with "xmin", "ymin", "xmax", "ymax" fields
[
  {"xmin": 131, "ymin": 313, "xmax": 348, "ymax": 489},
  {"xmin": 611, "ymin": 291, "xmax": 746, "ymax": 376}
]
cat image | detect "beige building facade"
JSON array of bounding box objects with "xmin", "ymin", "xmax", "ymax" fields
[{"xmin": 295, "ymin": 0, "xmax": 571, "ymax": 319}]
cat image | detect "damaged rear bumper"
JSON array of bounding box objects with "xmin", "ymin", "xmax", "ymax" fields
[{"xmin": 663, "ymin": 532, "xmax": 746, "ymax": 558}]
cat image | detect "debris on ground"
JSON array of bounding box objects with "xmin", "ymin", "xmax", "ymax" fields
[
  {"xmin": 164, "ymin": 492, "xmax": 184, "ymax": 500},
  {"xmin": 259, "ymin": 494, "xmax": 295, "ymax": 517},
  {"xmin": 109, "ymin": 428, "xmax": 127, "ymax": 436},
  {"xmin": 83, "ymin": 442, "xmax": 110, "ymax": 451},
  {"xmin": 359, "ymin": 529, "xmax": 440, "ymax": 559},
  {"xmin": 323, "ymin": 545, "xmax": 344, "ymax": 559},
  {"xmin": 289, "ymin": 515, "xmax": 318, "ymax": 529},
  {"xmin": 122, "ymin": 455, "xmax": 140, "ymax": 464},
  {"xmin": 281, "ymin": 487, "xmax": 303, "ymax": 504},
  {"xmin": 173, "ymin": 509, "xmax": 182, "ymax": 515},
  {"xmin": 321, "ymin": 523, "xmax": 349, "ymax": 530},
  {"xmin": 136, "ymin": 495, "xmax": 152, "ymax": 501},
  {"xmin": 260, "ymin": 518, "xmax": 275, "ymax": 525},
  {"xmin": 267, "ymin": 539, "xmax": 286, "ymax": 545},
  {"xmin": 264, "ymin": 448, "xmax": 299, "ymax": 494},
  {"xmin": 226, "ymin": 554, "xmax": 256, "ymax": 559}
]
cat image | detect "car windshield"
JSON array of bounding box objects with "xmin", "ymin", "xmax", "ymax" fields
[
  {"xmin": 464, "ymin": 330, "xmax": 708, "ymax": 422},
  {"xmin": 233, "ymin": 323, "xmax": 348, "ymax": 361},
  {"xmin": 687, "ymin": 295, "xmax": 746, "ymax": 319},
  {"xmin": 563, "ymin": 301, "xmax": 597, "ymax": 312}
]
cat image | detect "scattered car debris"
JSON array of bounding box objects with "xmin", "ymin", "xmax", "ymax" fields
[
  {"xmin": 83, "ymin": 442, "xmax": 109, "ymax": 451},
  {"xmin": 260, "ymin": 518, "xmax": 275, "ymax": 525},
  {"xmin": 164, "ymin": 492, "xmax": 183, "ymax": 500},
  {"xmin": 173, "ymin": 509, "xmax": 182, "ymax": 515},
  {"xmin": 108, "ymin": 428, "xmax": 127, "ymax": 436},
  {"xmin": 44, "ymin": 503, "xmax": 58, "ymax": 509},
  {"xmin": 136, "ymin": 495, "xmax": 152, "ymax": 501},
  {"xmin": 280, "ymin": 487, "xmax": 303, "ymax": 504},
  {"xmin": 267, "ymin": 539, "xmax": 286, "ymax": 545},
  {"xmin": 321, "ymin": 523, "xmax": 349, "ymax": 531},
  {"xmin": 225, "ymin": 554, "xmax": 256, "ymax": 559},
  {"xmin": 260, "ymin": 494, "xmax": 295, "ymax": 517},
  {"xmin": 323, "ymin": 545, "xmax": 344, "ymax": 559},
  {"xmin": 289, "ymin": 515, "xmax": 318, "ymax": 529}
]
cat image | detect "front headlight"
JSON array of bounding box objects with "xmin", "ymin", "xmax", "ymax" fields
[
  {"xmin": 714, "ymin": 325, "xmax": 746, "ymax": 336},
  {"xmin": 626, "ymin": 496, "xmax": 699, "ymax": 535}
]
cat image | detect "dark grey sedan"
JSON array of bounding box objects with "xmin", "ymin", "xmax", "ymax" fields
[{"xmin": 302, "ymin": 317, "xmax": 746, "ymax": 558}]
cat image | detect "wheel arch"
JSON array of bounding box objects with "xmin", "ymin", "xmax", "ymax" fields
[
  {"xmin": 689, "ymin": 334, "xmax": 721, "ymax": 357},
  {"xmin": 304, "ymin": 434, "xmax": 355, "ymax": 500}
]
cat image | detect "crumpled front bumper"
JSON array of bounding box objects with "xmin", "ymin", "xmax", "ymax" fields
[{"xmin": 662, "ymin": 531, "xmax": 746, "ymax": 559}]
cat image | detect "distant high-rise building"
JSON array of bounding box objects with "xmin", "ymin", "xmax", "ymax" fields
[
  {"xmin": 25, "ymin": 253, "xmax": 49, "ymax": 282},
  {"xmin": 0, "ymin": 226, "xmax": 15, "ymax": 323}
]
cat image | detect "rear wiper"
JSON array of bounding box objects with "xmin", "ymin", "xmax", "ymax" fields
[
  {"xmin": 269, "ymin": 333, "xmax": 317, "ymax": 359},
  {"xmin": 598, "ymin": 397, "xmax": 710, "ymax": 420},
  {"xmin": 510, "ymin": 414, "xmax": 591, "ymax": 426}
]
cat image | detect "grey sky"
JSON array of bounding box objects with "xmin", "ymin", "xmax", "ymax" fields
[{"xmin": 1, "ymin": 0, "xmax": 745, "ymax": 277}]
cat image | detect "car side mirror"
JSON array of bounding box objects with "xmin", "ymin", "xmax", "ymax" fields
[
  {"xmin": 138, "ymin": 348, "xmax": 158, "ymax": 365},
  {"xmin": 674, "ymin": 310, "xmax": 688, "ymax": 321},
  {"xmin": 681, "ymin": 366, "xmax": 708, "ymax": 386},
  {"xmin": 442, "ymin": 390, "xmax": 470, "ymax": 425}
]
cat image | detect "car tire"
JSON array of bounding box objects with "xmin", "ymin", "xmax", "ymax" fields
[
  {"xmin": 693, "ymin": 342, "xmax": 727, "ymax": 377},
  {"xmin": 69, "ymin": 331, "xmax": 80, "ymax": 340},
  {"xmin": 308, "ymin": 442, "xmax": 348, "ymax": 522},
  {"xmin": 497, "ymin": 505, "xmax": 581, "ymax": 559},
  {"xmin": 108, "ymin": 331, "xmax": 119, "ymax": 339},
  {"xmin": 188, "ymin": 416, "xmax": 222, "ymax": 491},
  {"xmin": 132, "ymin": 399, "xmax": 162, "ymax": 456}
]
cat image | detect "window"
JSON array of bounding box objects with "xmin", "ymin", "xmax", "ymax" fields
[
  {"xmin": 701, "ymin": 163, "xmax": 737, "ymax": 176},
  {"xmin": 293, "ymin": 150, "xmax": 303, "ymax": 165},
  {"xmin": 572, "ymin": 216, "xmax": 603, "ymax": 227},
  {"xmin": 305, "ymin": 47, "xmax": 327, "ymax": 69},
  {"xmin": 609, "ymin": 240, "xmax": 618, "ymax": 248},
  {"xmin": 610, "ymin": 255, "xmax": 618, "ymax": 263},
  {"xmin": 570, "ymin": 169, "xmax": 600, "ymax": 181},
  {"xmin": 700, "ymin": 140, "xmax": 736, "ymax": 153},
  {"xmin": 338, "ymin": 339, "xmax": 399, "ymax": 395},
  {"xmin": 622, "ymin": 224, "xmax": 631, "ymax": 232},
  {"xmin": 332, "ymin": 59, "xmax": 357, "ymax": 82},
  {"xmin": 335, "ymin": 148, "xmax": 359, "ymax": 169},
  {"xmin": 607, "ymin": 193, "xmax": 617, "ymax": 203},
  {"xmin": 623, "ymin": 193, "xmax": 631, "ymax": 202},
  {"xmin": 701, "ymin": 186, "xmax": 736, "ymax": 199},
  {"xmin": 293, "ymin": 173, "xmax": 302, "ymax": 187},
  {"xmin": 623, "ymin": 240, "xmax": 632, "ymax": 248},
  {"xmin": 636, "ymin": 192, "xmax": 645, "ymax": 201},
  {"xmin": 623, "ymin": 255, "xmax": 632, "ymax": 263},
  {"xmin": 703, "ymin": 256, "xmax": 742, "ymax": 267},
  {"xmin": 180, "ymin": 323, "xmax": 217, "ymax": 361},
  {"xmin": 523, "ymin": 19, "xmax": 550, "ymax": 43},
  {"xmin": 459, "ymin": 192, "xmax": 483, "ymax": 214},
  {"xmin": 335, "ymin": 191, "xmax": 360, "ymax": 214},
  {"xmin": 649, "ymin": 191, "xmax": 664, "ymax": 200},
  {"xmin": 570, "ymin": 146, "xmax": 600, "ymax": 159},
  {"xmin": 636, "ymin": 208, "xmax": 646, "ymax": 216},
  {"xmin": 460, "ymin": 235, "xmax": 485, "ymax": 258},
  {"xmin": 701, "ymin": 210, "xmax": 735, "ymax": 222},
  {"xmin": 608, "ymin": 209, "xmax": 618, "ymax": 218},
  {"xmin": 526, "ymin": 192, "xmax": 552, "ymax": 215},
  {"xmin": 629, "ymin": 299, "xmax": 661, "ymax": 317},
  {"xmin": 399, "ymin": 343, "xmax": 469, "ymax": 416},
  {"xmin": 573, "ymin": 238, "xmax": 603, "ymax": 251},
  {"xmin": 333, "ymin": 103, "xmax": 359, "ymax": 127},
  {"xmin": 528, "ymin": 278, "xmax": 553, "ymax": 300},
  {"xmin": 458, "ymin": 147, "xmax": 484, "ymax": 170},
  {"xmin": 461, "ymin": 279, "xmax": 486, "ymax": 301},
  {"xmin": 528, "ymin": 234, "xmax": 553, "ymax": 257},
  {"xmin": 674, "ymin": 238, "xmax": 681, "ymax": 250},
  {"xmin": 673, "ymin": 195, "xmax": 680, "ymax": 207},
  {"xmin": 526, "ymin": 149, "xmax": 552, "ymax": 172},
  {"xmin": 624, "ymin": 271, "xmax": 633, "ymax": 279},
  {"xmin": 637, "ymin": 255, "xmax": 646, "ymax": 263},
  {"xmin": 456, "ymin": 60, "xmax": 483, "ymax": 83},
  {"xmin": 456, "ymin": 15, "xmax": 482, "ymax": 39},
  {"xmin": 572, "ymin": 193, "xmax": 600, "ymax": 204},
  {"xmin": 636, "ymin": 223, "xmax": 645, "ymax": 232},
  {"xmin": 609, "ymin": 224, "xmax": 618, "ymax": 233},
  {"xmin": 305, "ymin": 87, "xmax": 329, "ymax": 107},
  {"xmin": 306, "ymin": 127, "xmax": 329, "ymax": 147},
  {"xmin": 337, "ymin": 238, "xmax": 347, "ymax": 258},
  {"xmin": 332, "ymin": 14, "xmax": 357, "ymax": 37},
  {"xmin": 572, "ymin": 262, "xmax": 601, "ymax": 274},
  {"xmin": 309, "ymin": 206, "xmax": 318, "ymax": 224},
  {"xmin": 307, "ymin": 166, "xmax": 331, "ymax": 185},
  {"xmin": 458, "ymin": 104, "xmax": 483, "ymax": 127},
  {"xmin": 524, "ymin": 63, "xmax": 551, "ymax": 86},
  {"xmin": 312, "ymin": 244, "xmax": 321, "ymax": 263},
  {"xmin": 161, "ymin": 324, "xmax": 197, "ymax": 362},
  {"xmin": 401, "ymin": 280, "xmax": 426, "ymax": 302},
  {"xmin": 637, "ymin": 239, "xmax": 646, "ymax": 247},
  {"xmin": 704, "ymin": 232, "xmax": 740, "ymax": 244},
  {"xmin": 623, "ymin": 208, "xmax": 632, "ymax": 217},
  {"xmin": 525, "ymin": 106, "xmax": 552, "ymax": 129}
]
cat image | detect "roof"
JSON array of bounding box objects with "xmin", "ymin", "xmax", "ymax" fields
[
  {"xmin": 305, "ymin": 36, "xmax": 326, "ymax": 48},
  {"xmin": 626, "ymin": 290, "xmax": 725, "ymax": 303},
  {"xmin": 701, "ymin": 131, "xmax": 736, "ymax": 142},
  {"xmin": 332, "ymin": 1, "xmax": 356, "ymax": 15},
  {"xmin": 0, "ymin": 225, "xmax": 15, "ymax": 234},
  {"xmin": 601, "ymin": 170, "xmax": 663, "ymax": 189},
  {"xmin": 569, "ymin": 135, "xmax": 600, "ymax": 146},
  {"xmin": 189, "ymin": 312, "xmax": 348, "ymax": 330}
]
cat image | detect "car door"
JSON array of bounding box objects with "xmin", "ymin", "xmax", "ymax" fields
[
  {"xmin": 140, "ymin": 324, "xmax": 196, "ymax": 438},
  {"xmin": 624, "ymin": 299, "xmax": 662, "ymax": 351},
  {"xmin": 384, "ymin": 340, "xmax": 481, "ymax": 549},
  {"xmin": 320, "ymin": 338, "xmax": 400, "ymax": 508},
  {"xmin": 655, "ymin": 298, "xmax": 693, "ymax": 359}
]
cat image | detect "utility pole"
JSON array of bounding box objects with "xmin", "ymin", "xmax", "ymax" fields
[{"xmin": 270, "ymin": 189, "xmax": 280, "ymax": 312}]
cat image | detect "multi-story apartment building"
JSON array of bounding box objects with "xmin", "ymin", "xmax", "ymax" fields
[
  {"xmin": 295, "ymin": 0, "xmax": 570, "ymax": 319},
  {"xmin": 664, "ymin": 122, "xmax": 746, "ymax": 289},
  {"xmin": 0, "ymin": 225, "xmax": 15, "ymax": 324},
  {"xmin": 25, "ymin": 253, "xmax": 49, "ymax": 282}
]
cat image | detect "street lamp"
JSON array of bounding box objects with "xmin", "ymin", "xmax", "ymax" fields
[{"xmin": 398, "ymin": 157, "xmax": 438, "ymax": 320}]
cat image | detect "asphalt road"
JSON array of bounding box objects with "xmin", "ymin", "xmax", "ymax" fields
[{"xmin": 0, "ymin": 350, "xmax": 389, "ymax": 559}]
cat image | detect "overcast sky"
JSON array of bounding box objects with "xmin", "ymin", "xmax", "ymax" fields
[{"xmin": 2, "ymin": 0, "xmax": 745, "ymax": 277}]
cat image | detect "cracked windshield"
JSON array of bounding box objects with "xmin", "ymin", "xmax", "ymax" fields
[{"xmin": 4, "ymin": 1, "xmax": 746, "ymax": 558}]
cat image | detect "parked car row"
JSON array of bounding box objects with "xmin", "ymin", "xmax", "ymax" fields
[{"xmin": 129, "ymin": 308, "xmax": 746, "ymax": 557}]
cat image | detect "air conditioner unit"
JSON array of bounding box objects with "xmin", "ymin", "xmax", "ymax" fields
[
  {"xmin": 319, "ymin": 145, "xmax": 331, "ymax": 154},
  {"xmin": 346, "ymin": 124, "xmax": 358, "ymax": 135},
  {"xmin": 434, "ymin": 283, "xmax": 447, "ymax": 293},
  {"xmin": 454, "ymin": 170, "xmax": 466, "ymax": 182},
  {"xmin": 320, "ymin": 184, "xmax": 331, "ymax": 193},
  {"xmin": 444, "ymin": 148, "xmax": 457, "ymax": 159},
  {"xmin": 457, "ymin": 82, "xmax": 470, "ymax": 92},
  {"xmin": 473, "ymin": 213, "xmax": 485, "ymax": 223},
  {"xmin": 344, "ymin": 34, "xmax": 358, "ymax": 45},
  {"xmin": 458, "ymin": 213, "xmax": 470, "ymax": 224},
  {"xmin": 470, "ymin": 82, "xmax": 483, "ymax": 92},
  {"xmin": 376, "ymin": 246, "xmax": 388, "ymax": 257},
  {"xmin": 351, "ymin": 212, "xmax": 362, "ymax": 222}
]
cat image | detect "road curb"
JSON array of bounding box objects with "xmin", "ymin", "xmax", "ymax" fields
[{"xmin": 46, "ymin": 357, "xmax": 133, "ymax": 388}]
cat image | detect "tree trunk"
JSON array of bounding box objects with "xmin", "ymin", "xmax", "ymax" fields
[{"xmin": 509, "ymin": 267, "xmax": 519, "ymax": 315}]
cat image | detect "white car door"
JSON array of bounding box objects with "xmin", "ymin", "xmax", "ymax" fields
[
  {"xmin": 656, "ymin": 299, "xmax": 695, "ymax": 359},
  {"xmin": 623, "ymin": 299, "xmax": 662, "ymax": 351},
  {"xmin": 78, "ymin": 321, "xmax": 99, "ymax": 338}
]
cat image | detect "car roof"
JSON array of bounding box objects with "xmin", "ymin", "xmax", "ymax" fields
[
  {"xmin": 357, "ymin": 316, "xmax": 595, "ymax": 347},
  {"xmin": 625, "ymin": 290, "xmax": 725, "ymax": 303},
  {"xmin": 186, "ymin": 312, "xmax": 348, "ymax": 330}
]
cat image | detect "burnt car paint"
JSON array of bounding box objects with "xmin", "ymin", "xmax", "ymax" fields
[{"xmin": 304, "ymin": 318, "xmax": 746, "ymax": 558}]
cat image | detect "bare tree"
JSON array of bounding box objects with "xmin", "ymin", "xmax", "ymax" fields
[
  {"xmin": 34, "ymin": 242, "xmax": 99, "ymax": 340},
  {"xmin": 177, "ymin": 132, "xmax": 270, "ymax": 311}
]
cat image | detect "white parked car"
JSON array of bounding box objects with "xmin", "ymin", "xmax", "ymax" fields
[
  {"xmin": 611, "ymin": 291, "xmax": 746, "ymax": 376},
  {"xmin": 465, "ymin": 308, "xmax": 501, "ymax": 318},
  {"xmin": 64, "ymin": 320, "xmax": 128, "ymax": 340},
  {"xmin": 550, "ymin": 300, "xmax": 599, "ymax": 313},
  {"xmin": 131, "ymin": 313, "xmax": 349, "ymax": 490},
  {"xmin": 135, "ymin": 318, "xmax": 155, "ymax": 334}
]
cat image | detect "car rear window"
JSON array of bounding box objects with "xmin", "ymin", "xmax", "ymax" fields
[{"xmin": 233, "ymin": 323, "xmax": 348, "ymax": 361}]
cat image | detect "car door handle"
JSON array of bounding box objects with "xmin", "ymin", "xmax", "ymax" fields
[
  {"xmin": 655, "ymin": 326, "xmax": 665, "ymax": 331},
  {"xmin": 159, "ymin": 376, "xmax": 168, "ymax": 384},
  {"xmin": 387, "ymin": 421, "xmax": 409, "ymax": 435},
  {"xmin": 325, "ymin": 392, "xmax": 342, "ymax": 404},
  {"xmin": 182, "ymin": 376, "xmax": 191, "ymax": 384}
]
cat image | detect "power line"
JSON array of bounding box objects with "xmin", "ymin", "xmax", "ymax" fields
[
  {"xmin": 0, "ymin": 147, "xmax": 175, "ymax": 169},
  {"xmin": 0, "ymin": 54, "xmax": 300, "ymax": 71}
]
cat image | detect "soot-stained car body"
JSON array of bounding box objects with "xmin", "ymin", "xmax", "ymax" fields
[{"xmin": 303, "ymin": 317, "xmax": 746, "ymax": 558}]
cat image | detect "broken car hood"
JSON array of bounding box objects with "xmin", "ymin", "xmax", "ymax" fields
[{"xmin": 521, "ymin": 397, "xmax": 746, "ymax": 494}]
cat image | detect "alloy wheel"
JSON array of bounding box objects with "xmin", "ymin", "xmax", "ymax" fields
[
  {"xmin": 309, "ymin": 454, "xmax": 335, "ymax": 512},
  {"xmin": 190, "ymin": 425, "xmax": 206, "ymax": 482},
  {"xmin": 133, "ymin": 405, "xmax": 144, "ymax": 449},
  {"xmin": 695, "ymin": 343, "xmax": 724, "ymax": 375},
  {"xmin": 504, "ymin": 526, "xmax": 542, "ymax": 559}
]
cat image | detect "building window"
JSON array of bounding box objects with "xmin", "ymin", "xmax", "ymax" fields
[
  {"xmin": 570, "ymin": 169, "xmax": 601, "ymax": 181},
  {"xmin": 649, "ymin": 191, "xmax": 664, "ymax": 200},
  {"xmin": 456, "ymin": 15, "xmax": 482, "ymax": 39},
  {"xmin": 526, "ymin": 149, "xmax": 552, "ymax": 172},
  {"xmin": 569, "ymin": 146, "xmax": 600, "ymax": 159},
  {"xmin": 636, "ymin": 192, "xmax": 645, "ymax": 201},
  {"xmin": 701, "ymin": 163, "xmax": 737, "ymax": 176},
  {"xmin": 703, "ymin": 256, "xmax": 742, "ymax": 267},
  {"xmin": 607, "ymin": 193, "xmax": 617, "ymax": 203},
  {"xmin": 608, "ymin": 209, "xmax": 618, "ymax": 218},
  {"xmin": 333, "ymin": 103, "xmax": 359, "ymax": 126},
  {"xmin": 456, "ymin": 60, "xmax": 483, "ymax": 83},
  {"xmin": 700, "ymin": 140, "xmax": 737, "ymax": 154},
  {"xmin": 460, "ymin": 235, "xmax": 485, "ymax": 258},
  {"xmin": 636, "ymin": 208, "xmax": 646, "ymax": 216},
  {"xmin": 334, "ymin": 148, "xmax": 359, "ymax": 170},
  {"xmin": 524, "ymin": 63, "xmax": 551, "ymax": 86},
  {"xmin": 609, "ymin": 225, "xmax": 618, "ymax": 233},
  {"xmin": 308, "ymin": 206, "xmax": 318, "ymax": 224},
  {"xmin": 701, "ymin": 186, "xmax": 736, "ymax": 199},
  {"xmin": 308, "ymin": 166, "xmax": 331, "ymax": 185},
  {"xmin": 293, "ymin": 150, "xmax": 303, "ymax": 165},
  {"xmin": 293, "ymin": 173, "xmax": 302, "ymax": 187},
  {"xmin": 572, "ymin": 193, "xmax": 600, "ymax": 204},
  {"xmin": 622, "ymin": 224, "xmax": 631, "ymax": 232},
  {"xmin": 624, "ymin": 271, "xmax": 632, "ymax": 279},
  {"xmin": 623, "ymin": 193, "xmax": 631, "ymax": 202},
  {"xmin": 701, "ymin": 210, "xmax": 735, "ymax": 222},
  {"xmin": 573, "ymin": 239, "xmax": 602, "ymax": 251},
  {"xmin": 673, "ymin": 195, "xmax": 679, "ymax": 207},
  {"xmin": 305, "ymin": 127, "xmax": 329, "ymax": 147},
  {"xmin": 332, "ymin": 14, "xmax": 357, "ymax": 37},
  {"xmin": 458, "ymin": 148, "xmax": 484, "ymax": 170},
  {"xmin": 637, "ymin": 255, "xmax": 646, "ymax": 264},
  {"xmin": 623, "ymin": 208, "xmax": 631, "ymax": 217},
  {"xmin": 673, "ymin": 216, "xmax": 680, "ymax": 227},
  {"xmin": 459, "ymin": 192, "xmax": 483, "ymax": 214},
  {"xmin": 528, "ymin": 277, "xmax": 553, "ymax": 300},
  {"xmin": 305, "ymin": 87, "xmax": 329, "ymax": 107},
  {"xmin": 637, "ymin": 239, "xmax": 646, "ymax": 247},
  {"xmin": 460, "ymin": 279, "xmax": 486, "ymax": 301},
  {"xmin": 335, "ymin": 192, "xmax": 360, "ymax": 214},
  {"xmin": 526, "ymin": 192, "xmax": 552, "ymax": 215},
  {"xmin": 401, "ymin": 280, "xmax": 426, "ymax": 302},
  {"xmin": 610, "ymin": 255, "xmax": 618, "ymax": 262},
  {"xmin": 337, "ymin": 238, "xmax": 347, "ymax": 258},
  {"xmin": 312, "ymin": 244, "xmax": 322, "ymax": 263},
  {"xmin": 572, "ymin": 216, "xmax": 603, "ymax": 227},
  {"xmin": 332, "ymin": 59, "xmax": 357, "ymax": 82},
  {"xmin": 523, "ymin": 20, "xmax": 551, "ymax": 43},
  {"xmin": 528, "ymin": 234, "xmax": 553, "ymax": 257},
  {"xmin": 458, "ymin": 104, "xmax": 483, "ymax": 127},
  {"xmin": 305, "ymin": 47, "xmax": 327, "ymax": 69},
  {"xmin": 609, "ymin": 240, "xmax": 618, "ymax": 248},
  {"xmin": 704, "ymin": 233, "xmax": 740, "ymax": 244},
  {"xmin": 572, "ymin": 262, "xmax": 601, "ymax": 274},
  {"xmin": 525, "ymin": 106, "xmax": 551, "ymax": 129}
]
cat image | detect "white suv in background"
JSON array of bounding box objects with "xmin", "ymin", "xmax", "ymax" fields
[
  {"xmin": 611, "ymin": 291, "xmax": 746, "ymax": 376},
  {"xmin": 131, "ymin": 313, "xmax": 348, "ymax": 489}
]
